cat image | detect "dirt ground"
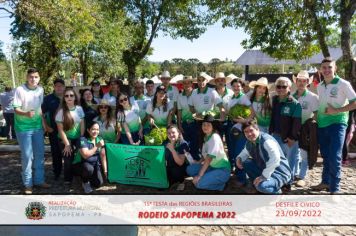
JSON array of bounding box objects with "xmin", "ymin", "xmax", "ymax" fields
[{"xmin": 1, "ymin": 151, "xmax": 356, "ymax": 235}]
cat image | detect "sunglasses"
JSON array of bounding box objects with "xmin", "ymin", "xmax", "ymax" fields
[
  {"xmin": 99, "ymin": 106, "xmax": 108, "ymax": 110},
  {"xmin": 119, "ymin": 97, "xmax": 128, "ymax": 103},
  {"xmin": 65, "ymin": 94, "xmax": 75, "ymax": 98},
  {"xmin": 276, "ymin": 85, "xmax": 288, "ymax": 89}
]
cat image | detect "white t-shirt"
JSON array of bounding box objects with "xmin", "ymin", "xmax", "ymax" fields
[
  {"xmin": 177, "ymin": 91, "xmax": 194, "ymax": 122},
  {"xmin": 117, "ymin": 104, "xmax": 141, "ymax": 133},
  {"xmin": 166, "ymin": 85, "xmax": 179, "ymax": 107},
  {"xmin": 227, "ymin": 92, "xmax": 251, "ymax": 112},
  {"xmin": 55, "ymin": 106, "xmax": 84, "ymax": 139},
  {"xmin": 189, "ymin": 87, "xmax": 222, "ymax": 114},
  {"xmin": 202, "ymin": 133, "xmax": 231, "ymax": 170},
  {"xmin": 103, "ymin": 92, "xmax": 117, "ymax": 106},
  {"xmin": 146, "ymin": 101, "xmax": 174, "ymax": 127},
  {"xmin": 13, "ymin": 84, "xmax": 44, "ymax": 132},
  {"xmin": 293, "ymin": 90, "xmax": 319, "ymax": 124}
]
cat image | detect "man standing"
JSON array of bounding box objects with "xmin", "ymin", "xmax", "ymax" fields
[
  {"xmin": 236, "ymin": 120, "xmax": 291, "ymax": 194},
  {"xmin": 0, "ymin": 87, "xmax": 15, "ymax": 140},
  {"xmin": 42, "ymin": 78, "xmax": 65, "ymax": 180},
  {"xmin": 311, "ymin": 57, "xmax": 356, "ymax": 194},
  {"xmin": 13, "ymin": 68, "xmax": 50, "ymax": 194},
  {"xmin": 130, "ymin": 80, "xmax": 150, "ymax": 135},
  {"xmin": 292, "ymin": 71, "xmax": 319, "ymax": 187},
  {"xmin": 189, "ymin": 72, "xmax": 225, "ymax": 150},
  {"xmin": 269, "ymin": 77, "xmax": 302, "ymax": 188},
  {"xmin": 160, "ymin": 71, "xmax": 179, "ymax": 112}
]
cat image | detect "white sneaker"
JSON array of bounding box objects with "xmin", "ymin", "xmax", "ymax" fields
[{"xmin": 82, "ymin": 182, "xmax": 93, "ymax": 194}]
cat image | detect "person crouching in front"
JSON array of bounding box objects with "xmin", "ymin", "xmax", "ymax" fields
[{"xmin": 236, "ymin": 119, "xmax": 291, "ymax": 194}]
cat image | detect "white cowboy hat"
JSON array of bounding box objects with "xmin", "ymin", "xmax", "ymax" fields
[
  {"xmin": 227, "ymin": 73, "xmax": 238, "ymax": 79},
  {"xmin": 249, "ymin": 77, "xmax": 269, "ymax": 88},
  {"xmin": 160, "ymin": 71, "xmax": 171, "ymax": 79},
  {"xmin": 292, "ymin": 70, "xmax": 313, "ymax": 84},
  {"xmin": 209, "ymin": 72, "xmax": 232, "ymax": 85},
  {"xmin": 176, "ymin": 75, "xmax": 195, "ymax": 84},
  {"xmin": 197, "ymin": 72, "xmax": 212, "ymax": 82}
]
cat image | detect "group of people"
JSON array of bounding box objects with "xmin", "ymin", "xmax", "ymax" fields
[{"xmin": 7, "ymin": 56, "xmax": 356, "ymax": 195}]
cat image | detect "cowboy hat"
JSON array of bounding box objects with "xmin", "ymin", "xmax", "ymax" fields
[
  {"xmin": 197, "ymin": 72, "xmax": 212, "ymax": 82},
  {"xmin": 249, "ymin": 77, "xmax": 269, "ymax": 88},
  {"xmin": 209, "ymin": 72, "xmax": 232, "ymax": 85},
  {"xmin": 160, "ymin": 71, "xmax": 171, "ymax": 79},
  {"xmin": 176, "ymin": 75, "xmax": 195, "ymax": 84},
  {"xmin": 292, "ymin": 70, "xmax": 313, "ymax": 84}
]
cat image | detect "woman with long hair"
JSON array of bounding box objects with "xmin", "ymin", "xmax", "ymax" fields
[
  {"xmin": 93, "ymin": 99, "xmax": 118, "ymax": 143},
  {"xmin": 80, "ymin": 89, "xmax": 98, "ymax": 127},
  {"xmin": 186, "ymin": 115, "xmax": 231, "ymax": 191},
  {"xmin": 90, "ymin": 79, "xmax": 104, "ymax": 104},
  {"xmin": 249, "ymin": 77, "xmax": 272, "ymax": 133},
  {"xmin": 116, "ymin": 92, "xmax": 143, "ymax": 145},
  {"xmin": 165, "ymin": 125, "xmax": 191, "ymax": 188},
  {"xmin": 55, "ymin": 87, "xmax": 85, "ymax": 184},
  {"xmin": 73, "ymin": 121, "xmax": 107, "ymax": 194},
  {"xmin": 145, "ymin": 85, "xmax": 173, "ymax": 128}
]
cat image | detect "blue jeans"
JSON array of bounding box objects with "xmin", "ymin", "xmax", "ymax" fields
[
  {"xmin": 297, "ymin": 149, "xmax": 308, "ymax": 179},
  {"xmin": 16, "ymin": 129, "xmax": 45, "ymax": 187},
  {"xmin": 242, "ymin": 158, "xmax": 283, "ymax": 194},
  {"xmin": 4, "ymin": 113, "xmax": 16, "ymax": 139},
  {"xmin": 273, "ymin": 134, "xmax": 300, "ymax": 182},
  {"xmin": 318, "ymin": 124, "xmax": 347, "ymax": 192},
  {"xmin": 227, "ymin": 122, "xmax": 247, "ymax": 183},
  {"xmin": 186, "ymin": 164, "xmax": 230, "ymax": 191},
  {"xmin": 182, "ymin": 121, "xmax": 199, "ymax": 160}
]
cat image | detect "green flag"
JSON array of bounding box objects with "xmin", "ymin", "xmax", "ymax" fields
[{"xmin": 106, "ymin": 143, "xmax": 169, "ymax": 188}]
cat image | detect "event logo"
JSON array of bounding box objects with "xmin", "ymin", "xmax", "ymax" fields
[
  {"xmin": 330, "ymin": 87, "xmax": 338, "ymax": 97},
  {"xmin": 25, "ymin": 202, "xmax": 46, "ymax": 220},
  {"xmin": 125, "ymin": 156, "xmax": 150, "ymax": 179}
]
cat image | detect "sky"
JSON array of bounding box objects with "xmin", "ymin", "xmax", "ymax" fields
[{"xmin": 0, "ymin": 14, "xmax": 248, "ymax": 63}]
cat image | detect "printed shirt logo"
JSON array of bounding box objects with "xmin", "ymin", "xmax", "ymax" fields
[
  {"xmin": 302, "ymin": 101, "xmax": 309, "ymax": 110},
  {"xmin": 283, "ymin": 106, "xmax": 290, "ymax": 114},
  {"xmin": 25, "ymin": 202, "xmax": 46, "ymax": 220},
  {"xmin": 330, "ymin": 87, "xmax": 338, "ymax": 98},
  {"xmin": 203, "ymin": 96, "xmax": 210, "ymax": 104}
]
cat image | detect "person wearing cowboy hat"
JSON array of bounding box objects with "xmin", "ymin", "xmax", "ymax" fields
[
  {"xmin": 159, "ymin": 70, "xmax": 179, "ymax": 112},
  {"xmin": 186, "ymin": 114, "xmax": 231, "ymax": 191},
  {"xmin": 103, "ymin": 77, "xmax": 121, "ymax": 106},
  {"xmin": 269, "ymin": 77, "xmax": 302, "ymax": 191},
  {"xmin": 93, "ymin": 99, "xmax": 118, "ymax": 144},
  {"xmin": 291, "ymin": 70, "xmax": 319, "ymax": 187},
  {"xmin": 311, "ymin": 57, "xmax": 356, "ymax": 194},
  {"xmin": 249, "ymin": 77, "xmax": 272, "ymax": 133},
  {"xmin": 176, "ymin": 75, "xmax": 199, "ymax": 160},
  {"xmin": 210, "ymin": 72, "xmax": 234, "ymax": 144},
  {"xmin": 189, "ymin": 72, "xmax": 225, "ymax": 150}
]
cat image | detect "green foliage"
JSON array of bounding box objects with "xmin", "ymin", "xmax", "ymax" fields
[
  {"xmin": 0, "ymin": 41, "xmax": 5, "ymax": 61},
  {"xmin": 206, "ymin": 0, "xmax": 336, "ymax": 60},
  {"xmin": 228, "ymin": 104, "xmax": 251, "ymax": 120},
  {"xmin": 144, "ymin": 128, "xmax": 167, "ymax": 146}
]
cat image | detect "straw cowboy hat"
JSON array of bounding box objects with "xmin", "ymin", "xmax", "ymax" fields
[
  {"xmin": 249, "ymin": 77, "xmax": 269, "ymax": 88},
  {"xmin": 292, "ymin": 70, "xmax": 313, "ymax": 84},
  {"xmin": 160, "ymin": 71, "xmax": 171, "ymax": 79},
  {"xmin": 93, "ymin": 99, "xmax": 115, "ymax": 112},
  {"xmin": 176, "ymin": 75, "xmax": 195, "ymax": 84},
  {"xmin": 197, "ymin": 72, "xmax": 212, "ymax": 82},
  {"xmin": 209, "ymin": 72, "xmax": 232, "ymax": 85}
]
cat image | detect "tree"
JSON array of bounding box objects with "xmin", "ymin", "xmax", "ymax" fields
[
  {"xmin": 11, "ymin": 0, "xmax": 131, "ymax": 85},
  {"xmin": 0, "ymin": 41, "xmax": 6, "ymax": 61},
  {"xmin": 206, "ymin": 0, "xmax": 356, "ymax": 87},
  {"xmin": 106, "ymin": 0, "xmax": 212, "ymax": 81},
  {"xmin": 209, "ymin": 58, "xmax": 222, "ymax": 75}
]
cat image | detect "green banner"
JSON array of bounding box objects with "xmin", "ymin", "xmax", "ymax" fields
[{"xmin": 106, "ymin": 143, "xmax": 169, "ymax": 188}]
